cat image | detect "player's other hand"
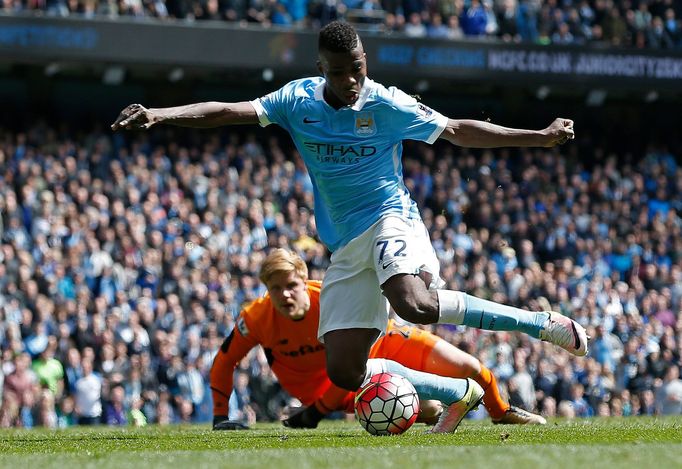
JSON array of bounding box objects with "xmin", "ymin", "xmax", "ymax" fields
[
  {"xmin": 282, "ymin": 405, "xmax": 325, "ymax": 429},
  {"xmin": 111, "ymin": 103, "xmax": 156, "ymax": 131},
  {"xmin": 543, "ymin": 118, "xmax": 574, "ymax": 147},
  {"xmin": 212, "ymin": 416, "xmax": 250, "ymax": 431}
]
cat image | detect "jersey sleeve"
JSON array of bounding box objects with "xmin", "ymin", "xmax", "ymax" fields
[
  {"xmin": 388, "ymin": 87, "xmax": 448, "ymax": 144},
  {"xmin": 249, "ymin": 82, "xmax": 295, "ymax": 129},
  {"xmin": 209, "ymin": 311, "xmax": 261, "ymax": 411},
  {"xmin": 313, "ymin": 383, "xmax": 355, "ymax": 415}
]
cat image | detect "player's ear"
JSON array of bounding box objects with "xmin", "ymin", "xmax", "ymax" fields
[{"xmin": 316, "ymin": 60, "xmax": 324, "ymax": 76}]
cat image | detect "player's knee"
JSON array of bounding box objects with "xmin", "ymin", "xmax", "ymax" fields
[
  {"xmin": 327, "ymin": 361, "xmax": 365, "ymax": 391},
  {"xmin": 463, "ymin": 358, "xmax": 482, "ymax": 378},
  {"xmin": 390, "ymin": 293, "xmax": 437, "ymax": 325}
]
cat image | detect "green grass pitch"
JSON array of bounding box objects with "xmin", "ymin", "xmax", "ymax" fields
[{"xmin": 0, "ymin": 417, "xmax": 680, "ymax": 469}]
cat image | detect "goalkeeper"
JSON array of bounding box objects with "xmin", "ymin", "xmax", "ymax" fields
[{"xmin": 211, "ymin": 249, "xmax": 545, "ymax": 430}]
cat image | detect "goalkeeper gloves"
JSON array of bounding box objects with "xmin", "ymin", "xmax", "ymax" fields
[
  {"xmin": 212, "ymin": 416, "xmax": 250, "ymax": 431},
  {"xmin": 282, "ymin": 405, "xmax": 325, "ymax": 429}
]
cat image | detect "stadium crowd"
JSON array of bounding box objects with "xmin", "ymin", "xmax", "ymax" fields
[
  {"xmin": 4, "ymin": 0, "xmax": 682, "ymax": 49},
  {"xmin": 0, "ymin": 119, "xmax": 680, "ymax": 428}
]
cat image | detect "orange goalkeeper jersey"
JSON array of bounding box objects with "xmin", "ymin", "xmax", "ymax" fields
[
  {"xmin": 213, "ymin": 280, "xmax": 332, "ymax": 407},
  {"xmin": 211, "ymin": 280, "xmax": 439, "ymax": 413}
]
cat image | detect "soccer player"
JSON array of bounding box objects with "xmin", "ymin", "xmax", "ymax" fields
[
  {"xmin": 112, "ymin": 21, "xmax": 587, "ymax": 431},
  {"xmin": 210, "ymin": 249, "xmax": 546, "ymax": 430}
]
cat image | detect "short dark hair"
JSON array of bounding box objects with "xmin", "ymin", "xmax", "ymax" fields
[{"xmin": 318, "ymin": 21, "xmax": 359, "ymax": 53}]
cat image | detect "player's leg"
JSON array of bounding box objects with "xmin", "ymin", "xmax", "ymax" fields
[
  {"xmin": 376, "ymin": 324, "xmax": 519, "ymax": 422},
  {"xmin": 423, "ymin": 339, "xmax": 545, "ymax": 424},
  {"xmin": 319, "ymin": 257, "xmax": 389, "ymax": 390},
  {"xmin": 320, "ymin": 229, "xmax": 482, "ymax": 432},
  {"xmin": 420, "ymin": 335, "xmax": 507, "ymax": 419},
  {"xmin": 324, "ymin": 328, "xmax": 381, "ymax": 391},
  {"xmin": 337, "ymin": 378, "xmax": 444, "ymax": 425},
  {"xmin": 320, "ymin": 265, "xmax": 472, "ymax": 404},
  {"xmin": 376, "ymin": 216, "xmax": 588, "ymax": 356},
  {"xmin": 360, "ymin": 354, "xmax": 483, "ymax": 433}
]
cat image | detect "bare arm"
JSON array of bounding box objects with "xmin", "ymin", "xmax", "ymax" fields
[
  {"xmin": 438, "ymin": 117, "xmax": 574, "ymax": 148},
  {"xmin": 110, "ymin": 101, "xmax": 259, "ymax": 131}
]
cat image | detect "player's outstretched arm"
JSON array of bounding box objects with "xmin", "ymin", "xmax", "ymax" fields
[
  {"xmin": 439, "ymin": 117, "xmax": 574, "ymax": 148},
  {"xmin": 110, "ymin": 101, "xmax": 259, "ymax": 131}
]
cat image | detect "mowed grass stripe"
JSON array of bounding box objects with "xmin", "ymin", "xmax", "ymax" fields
[
  {"xmin": 0, "ymin": 443, "xmax": 681, "ymax": 469},
  {"xmin": 0, "ymin": 417, "xmax": 679, "ymax": 469}
]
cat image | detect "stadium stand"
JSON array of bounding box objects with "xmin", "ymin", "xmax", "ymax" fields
[
  {"xmin": 1, "ymin": 0, "xmax": 681, "ymax": 427},
  {"xmin": 3, "ymin": 0, "xmax": 682, "ymax": 49},
  {"xmin": 0, "ymin": 117, "xmax": 680, "ymax": 426}
]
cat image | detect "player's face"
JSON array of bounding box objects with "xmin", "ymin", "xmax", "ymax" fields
[
  {"xmin": 318, "ymin": 45, "xmax": 367, "ymax": 109},
  {"xmin": 266, "ymin": 270, "xmax": 310, "ymax": 321}
]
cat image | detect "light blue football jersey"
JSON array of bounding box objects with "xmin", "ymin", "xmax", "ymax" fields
[{"xmin": 250, "ymin": 77, "xmax": 448, "ymax": 252}]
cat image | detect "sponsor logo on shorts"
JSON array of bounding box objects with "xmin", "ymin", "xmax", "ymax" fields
[{"xmin": 382, "ymin": 260, "xmax": 395, "ymax": 270}]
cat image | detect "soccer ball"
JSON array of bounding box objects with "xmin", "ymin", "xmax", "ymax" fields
[{"xmin": 354, "ymin": 372, "xmax": 419, "ymax": 436}]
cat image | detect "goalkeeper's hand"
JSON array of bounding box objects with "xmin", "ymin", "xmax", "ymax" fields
[
  {"xmin": 213, "ymin": 416, "xmax": 250, "ymax": 431},
  {"xmin": 282, "ymin": 405, "xmax": 325, "ymax": 429}
]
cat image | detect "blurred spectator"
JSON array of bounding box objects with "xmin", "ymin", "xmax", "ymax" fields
[
  {"xmin": 31, "ymin": 339, "xmax": 64, "ymax": 398},
  {"xmin": 35, "ymin": 389, "xmax": 58, "ymax": 428},
  {"xmin": 103, "ymin": 384, "xmax": 128, "ymax": 425},
  {"xmin": 177, "ymin": 360, "xmax": 204, "ymax": 408},
  {"xmin": 656, "ymin": 366, "xmax": 682, "ymax": 415},
  {"xmin": 5, "ymin": 0, "xmax": 678, "ymax": 49},
  {"xmin": 57, "ymin": 395, "xmax": 77, "ymax": 428},
  {"xmin": 404, "ymin": 12, "xmax": 427, "ymax": 37},
  {"xmin": 128, "ymin": 397, "xmax": 148, "ymax": 426},
  {"xmin": 2, "ymin": 353, "xmax": 36, "ymax": 410},
  {"xmin": 557, "ymin": 399, "xmax": 575, "ymax": 419},
  {"xmin": 427, "ymin": 13, "xmax": 450, "ymax": 39},
  {"xmin": 74, "ymin": 359, "xmax": 102, "ymax": 425},
  {"xmin": 446, "ymin": 15, "xmax": 464, "ymax": 40},
  {"xmin": 568, "ymin": 383, "xmax": 593, "ymax": 417},
  {"xmin": 460, "ymin": 0, "xmax": 489, "ymax": 36},
  {"xmin": 647, "ymin": 15, "xmax": 675, "ymax": 48}
]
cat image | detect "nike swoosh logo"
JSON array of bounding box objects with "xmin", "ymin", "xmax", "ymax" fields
[
  {"xmin": 570, "ymin": 320, "xmax": 580, "ymax": 350},
  {"xmin": 382, "ymin": 261, "xmax": 395, "ymax": 270},
  {"xmin": 303, "ymin": 117, "xmax": 321, "ymax": 124}
]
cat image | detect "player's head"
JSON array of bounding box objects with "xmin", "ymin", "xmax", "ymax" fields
[
  {"xmin": 259, "ymin": 248, "xmax": 310, "ymax": 321},
  {"xmin": 317, "ymin": 21, "xmax": 367, "ymax": 109}
]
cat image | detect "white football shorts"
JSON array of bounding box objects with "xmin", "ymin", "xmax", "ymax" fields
[{"xmin": 318, "ymin": 215, "xmax": 444, "ymax": 341}]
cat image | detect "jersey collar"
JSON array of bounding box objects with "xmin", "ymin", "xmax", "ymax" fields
[{"xmin": 315, "ymin": 77, "xmax": 375, "ymax": 111}]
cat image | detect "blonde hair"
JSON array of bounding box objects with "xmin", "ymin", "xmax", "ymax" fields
[{"xmin": 259, "ymin": 248, "xmax": 308, "ymax": 285}]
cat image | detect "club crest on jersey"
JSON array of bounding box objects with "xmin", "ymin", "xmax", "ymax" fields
[
  {"xmin": 237, "ymin": 317, "xmax": 249, "ymax": 336},
  {"xmin": 354, "ymin": 112, "xmax": 376, "ymax": 137}
]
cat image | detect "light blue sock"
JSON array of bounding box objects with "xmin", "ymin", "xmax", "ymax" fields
[
  {"xmin": 366, "ymin": 358, "xmax": 468, "ymax": 405},
  {"xmin": 462, "ymin": 295, "xmax": 549, "ymax": 338}
]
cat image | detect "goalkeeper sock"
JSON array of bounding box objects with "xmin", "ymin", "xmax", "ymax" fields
[
  {"xmin": 364, "ymin": 358, "xmax": 468, "ymax": 405},
  {"xmin": 437, "ymin": 291, "xmax": 549, "ymax": 338},
  {"xmin": 474, "ymin": 365, "xmax": 509, "ymax": 420}
]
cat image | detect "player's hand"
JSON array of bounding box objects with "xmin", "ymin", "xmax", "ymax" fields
[
  {"xmin": 543, "ymin": 118, "xmax": 574, "ymax": 147},
  {"xmin": 282, "ymin": 405, "xmax": 325, "ymax": 429},
  {"xmin": 111, "ymin": 103, "xmax": 157, "ymax": 131},
  {"xmin": 212, "ymin": 416, "xmax": 250, "ymax": 431}
]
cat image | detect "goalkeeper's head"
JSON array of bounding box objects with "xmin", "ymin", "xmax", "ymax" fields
[{"xmin": 259, "ymin": 249, "xmax": 310, "ymax": 321}]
